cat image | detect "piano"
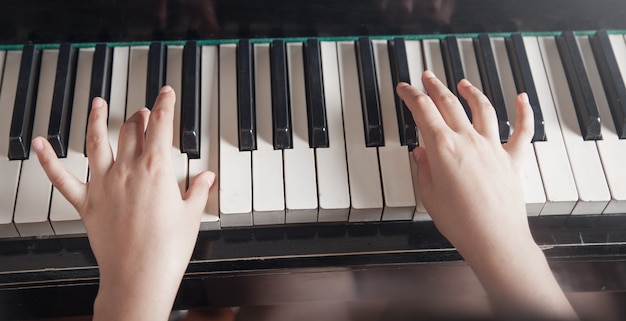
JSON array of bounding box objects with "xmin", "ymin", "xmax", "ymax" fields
[{"xmin": 2, "ymin": 0, "xmax": 626, "ymax": 319}]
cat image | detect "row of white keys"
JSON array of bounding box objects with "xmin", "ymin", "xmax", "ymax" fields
[
  {"xmin": 0, "ymin": 50, "xmax": 21, "ymax": 237},
  {"xmin": 316, "ymin": 41, "xmax": 351, "ymax": 222},
  {"xmin": 578, "ymin": 35, "xmax": 626, "ymax": 213},
  {"xmin": 537, "ymin": 36, "xmax": 610, "ymax": 214},
  {"xmin": 188, "ymin": 45, "xmax": 220, "ymax": 230},
  {"xmin": 337, "ymin": 41, "xmax": 383, "ymax": 222},
  {"xmin": 219, "ymin": 44, "xmax": 253, "ymax": 227},
  {"xmin": 523, "ymin": 36, "xmax": 579, "ymax": 215},
  {"xmin": 48, "ymin": 48, "xmax": 93, "ymax": 235},
  {"xmin": 284, "ymin": 43, "xmax": 319, "ymax": 223},
  {"xmin": 13, "ymin": 49, "xmax": 58, "ymax": 236},
  {"xmin": 252, "ymin": 43, "xmax": 286, "ymax": 225},
  {"xmin": 404, "ymin": 40, "xmax": 430, "ymax": 221},
  {"xmin": 372, "ymin": 40, "xmax": 416, "ymax": 221},
  {"xmin": 490, "ymin": 37, "xmax": 546, "ymax": 215},
  {"xmin": 165, "ymin": 45, "xmax": 189, "ymax": 195}
]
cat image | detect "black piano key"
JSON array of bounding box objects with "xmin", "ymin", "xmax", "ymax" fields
[
  {"xmin": 440, "ymin": 36, "xmax": 472, "ymax": 121},
  {"xmin": 505, "ymin": 33, "xmax": 546, "ymax": 142},
  {"xmin": 237, "ymin": 39, "xmax": 257, "ymax": 151},
  {"xmin": 146, "ymin": 42, "xmax": 166, "ymax": 109},
  {"xmin": 303, "ymin": 39, "xmax": 329, "ymax": 148},
  {"xmin": 181, "ymin": 41, "xmax": 201, "ymax": 159},
  {"xmin": 85, "ymin": 44, "xmax": 113, "ymax": 156},
  {"xmin": 556, "ymin": 31, "xmax": 602, "ymax": 140},
  {"xmin": 388, "ymin": 37, "xmax": 418, "ymax": 150},
  {"xmin": 356, "ymin": 37, "xmax": 384, "ymax": 147},
  {"xmin": 9, "ymin": 44, "xmax": 41, "ymax": 160},
  {"xmin": 270, "ymin": 39, "xmax": 293, "ymax": 149},
  {"xmin": 474, "ymin": 34, "xmax": 511, "ymax": 143},
  {"xmin": 590, "ymin": 30, "xmax": 626, "ymax": 139},
  {"xmin": 89, "ymin": 44, "xmax": 112, "ymax": 105},
  {"xmin": 47, "ymin": 43, "xmax": 78, "ymax": 158}
]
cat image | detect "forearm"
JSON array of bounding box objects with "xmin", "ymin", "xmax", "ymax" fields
[{"xmin": 459, "ymin": 236, "xmax": 578, "ymax": 320}]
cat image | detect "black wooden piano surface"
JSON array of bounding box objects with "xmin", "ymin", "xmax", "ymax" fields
[{"xmin": 2, "ymin": 0, "xmax": 626, "ymax": 319}]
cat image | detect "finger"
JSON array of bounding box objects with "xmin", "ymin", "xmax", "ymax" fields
[
  {"xmin": 396, "ymin": 82, "xmax": 450, "ymax": 146},
  {"xmin": 116, "ymin": 107, "xmax": 150, "ymax": 163},
  {"xmin": 85, "ymin": 97, "xmax": 114, "ymax": 178},
  {"xmin": 421, "ymin": 70, "xmax": 472, "ymax": 131},
  {"xmin": 145, "ymin": 86, "xmax": 176, "ymax": 156},
  {"xmin": 184, "ymin": 171, "xmax": 216, "ymax": 214},
  {"xmin": 504, "ymin": 93, "xmax": 535, "ymax": 164},
  {"xmin": 33, "ymin": 137, "xmax": 87, "ymax": 210},
  {"xmin": 457, "ymin": 79, "xmax": 499, "ymax": 142}
]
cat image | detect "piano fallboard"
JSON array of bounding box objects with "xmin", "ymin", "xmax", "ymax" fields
[{"xmin": 1, "ymin": 217, "xmax": 626, "ymax": 319}]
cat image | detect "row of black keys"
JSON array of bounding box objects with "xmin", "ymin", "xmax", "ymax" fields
[{"xmin": 7, "ymin": 30, "xmax": 626, "ymax": 160}]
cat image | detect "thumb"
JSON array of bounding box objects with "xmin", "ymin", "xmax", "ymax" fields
[
  {"xmin": 412, "ymin": 146, "xmax": 432, "ymax": 190},
  {"xmin": 184, "ymin": 171, "xmax": 216, "ymax": 213}
]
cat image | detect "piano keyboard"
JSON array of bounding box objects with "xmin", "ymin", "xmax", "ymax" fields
[{"xmin": 1, "ymin": 31, "xmax": 626, "ymax": 238}]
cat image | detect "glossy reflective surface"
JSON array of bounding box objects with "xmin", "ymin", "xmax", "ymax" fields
[{"xmin": 2, "ymin": 0, "xmax": 626, "ymax": 44}]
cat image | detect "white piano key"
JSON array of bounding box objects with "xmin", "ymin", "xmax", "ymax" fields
[
  {"xmin": 126, "ymin": 46, "xmax": 149, "ymax": 116},
  {"xmin": 252, "ymin": 43, "xmax": 286, "ymax": 225},
  {"xmin": 189, "ymin": 45, "xmax": 220, "ymax": 230},
  {"xmin": 537, "ymin": 36, "xmax": 610, "ymax": 214},
  {"xmin": 13, "ymin": 49, "xmax": 58, "ymax": 237},
  {"xmin": 337, "ymin": 41, "xmax": 383, "ymax": 222},
  {"xmin": 107, "ymin": 47, "xmax": 130, "ymax": 157},
  {"xmin": 284, "ymin": 42, "xmax": 318, "ymax": 223},
  {"xmin": 0, "ymin": 50, "xmax": 21, "ymax": 238},
  {"xmin": 405, "ymin": 40, "xmax": 430, "ymax": 221},
  {"xmin": 523, "ymin": 36, "xmax": 579, "ymax": 215},
  {"xmin": 491, "ymin": 37, "xmax": 546, "ymax": 215},
  {"xmin": 49, "ymin": 48, "xmax": 93, "ymax": 235},
  {"xmin": 372, "ymin": 40, "xmax": 416, "ymax": 221},
  {"xmin": 316, "ymin": 41, "xmax": 351, "ymax": 223},
  {"xmin": 579, "ymin": 35, "xmax": 626, "ymax": 213},
  {"xmin": 458, "ymin": 38, "xmax": 483, "ymax": 91},
  {"xmin": 422, "ymin": 39, "xmax": 448, "ymax": 86},
  {"xmin": 165, "ymin": 45, "xmax": 189, "ymax": 195},
  {"xmin": 219, "ymin": 44, "xmax": 252, "ymax": 227}
]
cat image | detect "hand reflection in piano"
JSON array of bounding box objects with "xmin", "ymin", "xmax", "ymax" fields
[{"xmin": 30, "ymin": 71, "xmax": 576, "ymax": 320}]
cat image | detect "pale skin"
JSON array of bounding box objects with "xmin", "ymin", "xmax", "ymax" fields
[{"xmin": 33, "ymin": 72, "xmax": 577, "ymax": 320}]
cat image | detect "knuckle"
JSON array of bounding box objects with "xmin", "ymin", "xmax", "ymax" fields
[
  {"xmin": 142, "ymin": 153, "xmax": 166, "ymax": 173},
  {"xmin": 151, "ymin": 107, "xmax": 171, "ymax": 122},
  {"xmin": 86, "ymin": 132, "xmax": 106, "ymax": 149},
  {"xmin": 437, "ymin": 93, "xmax": 458, "ymax": 106},
  {"xmin": 409, "ymin": 94, "xmax": 431, "ymax": 109},
  {"xmin": 432, "ymin": 131, "xmax": 457, "ymax": 154}
]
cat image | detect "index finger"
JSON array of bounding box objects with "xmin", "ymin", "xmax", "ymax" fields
[
  {"xmin": 396, "ymin": 82, "xmax": 451, "ymax": 144},
  {"xmin": 144, "ymin": 86, "xmax": 176, "ymax": 154}
]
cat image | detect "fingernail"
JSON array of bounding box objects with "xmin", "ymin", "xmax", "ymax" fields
[
  {"xmin": 459, "ymin": 79, "xmax": 471, "ymax": 87},
  {"xmin": 206, "ymin": 171, "xmax": 216, "ymax": 185},
  {"xmin": 423, "ymin": 70, "xmax": 435, "ymax": 78},
  {"xmin": 32, "ymin": 138, "xmax": 43, "ymax": 151},
  {"xmin": 522, "ymin": 92, "xmax": 530, "ymax": 104},
  {"xmin": 397, "ymin": 82, "xmax": 410, "ymax": 88},
  {"xmin": 92, "ymin": 97, "xmax": 104, "ymax": 109},
  {"xmin": 413, "ymin": 148, "xmax": 422, "ymax": 162},
  {"xmin": 160, "ymin": 85, "xmax": 173, "ymax": 94}
]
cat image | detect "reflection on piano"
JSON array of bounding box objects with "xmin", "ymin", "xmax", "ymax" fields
[{"xmin": 1, "ymin": 0, "xmax": 626, "ymax": 319}]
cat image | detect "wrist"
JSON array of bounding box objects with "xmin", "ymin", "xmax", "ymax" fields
[{"xmin": 93, "ymin": 268, "xmax": 184, "ymax": 321}]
